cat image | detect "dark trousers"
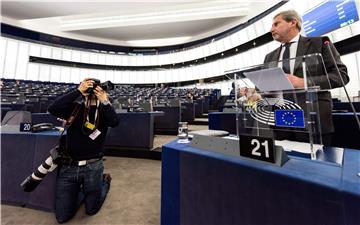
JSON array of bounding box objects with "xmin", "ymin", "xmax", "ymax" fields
[{"xmin": 55, "ymin": 160, "xmax": 110, "ymax": 223}]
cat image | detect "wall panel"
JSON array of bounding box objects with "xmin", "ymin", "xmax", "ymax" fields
[
  {"xmin": 0, "ymin": 38, "xmax": 7, "ymax": 76},
  {"xmin": 15, "ymin": 42, "xmax": 29, "ymax": 80},
  {"xmin": 38, "ymin": 65, "xmax": 50, "ymax": 81},
  {"xmin": 27, "ymin": 63, "xmax": 39, "ymax": 81},
  {"xmin": 80, "ymin": 52, "xmax": 90, "ymax": 63},
  {"xmin": 4, "ymin": 40, "xmax": 18, "ymax": 78},
  {"xmin": 50, "ymin": 66, "xmax": 61, "ymax": 82},
  {"xmin": 105, "ymin": 70, "xmax": 114, "ymax": 82},
  {"xmin": 52, "ymin": 47, "xmax": 62, "ymax": 60},
  {"xmin": 40, "ymin": 46, "xmax": 51, "ymax": 58},
  {"xmin": 29, "ymin": 43, "xmax": 40, "ymax": 57},
  {"xmin": 150, "ymin": 71, "xmax": 159, "ymax": 84}
]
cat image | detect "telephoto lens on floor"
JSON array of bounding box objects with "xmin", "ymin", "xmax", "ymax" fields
[{"xmin": 20, "ymin": 156, "xmax": 57, "ymax": 192}]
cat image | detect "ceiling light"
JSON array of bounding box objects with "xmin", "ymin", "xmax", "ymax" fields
[
  {"xmin": 60, "ymin": 3, "xmax": 248, "ymax": 31},
  {"xmin": 126, "ymin": 36, "xmax": 191, "ymax": 47}
]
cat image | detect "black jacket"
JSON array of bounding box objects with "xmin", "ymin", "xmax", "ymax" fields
[
  {"xmin": 264, "ymin": 36, "xmax": 349, "ymax": 133},
  {"xmin": 48, "ymin": 89, "xmax": 119, "ymax": 160}
]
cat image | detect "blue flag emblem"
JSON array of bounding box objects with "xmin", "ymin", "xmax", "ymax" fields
[{"xmin": 275, "ymin": 109, "xmax": 305, "ymax": 128}]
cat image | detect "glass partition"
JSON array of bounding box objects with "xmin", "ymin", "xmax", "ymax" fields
[{"xmin": 232, "ymin": 54, "xmax": 333, "ymax": 159}]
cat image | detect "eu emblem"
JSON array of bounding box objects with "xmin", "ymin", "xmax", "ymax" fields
[{"xmin": 274, "ymin": 109, "xmax": 305, "ymax": 128}]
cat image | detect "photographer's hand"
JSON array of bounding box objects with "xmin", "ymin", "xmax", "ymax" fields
[
  {"xmin": 93, "ymin": 86, "xmax": 109, "ymax": 104},
  {"xmin": 78, "ymin": 78, "xmax": 94, "ymax": 96}
]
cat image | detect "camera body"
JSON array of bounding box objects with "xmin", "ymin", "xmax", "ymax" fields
[
  {"xmin": 50, "ymin": 145, "xmax": 70, "ymax": 164},
  {"xmin": 85, "ymin": 79, "xmax": 114, "ymax": 94}
]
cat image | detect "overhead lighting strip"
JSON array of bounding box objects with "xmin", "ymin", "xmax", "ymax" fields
[{"xmin": 61, "ymin": 4, "xmax": 248, "ymax": 29}]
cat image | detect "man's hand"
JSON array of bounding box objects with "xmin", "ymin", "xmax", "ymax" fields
[
  {"xmin": 93, "ymin": 86, "xmax": 109, "ymax": 103},
  {"xmin": 78, "ymin": 78, "xmax": 94, "ymax": 96},
  {"xmin": 287, "ymin": 74, "xmax": 304, "ymax": 88}
]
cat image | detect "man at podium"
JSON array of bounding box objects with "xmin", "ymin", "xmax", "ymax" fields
[{"xmin": 264, "ymin": 10, "xmax": 349, "ymax": 145}]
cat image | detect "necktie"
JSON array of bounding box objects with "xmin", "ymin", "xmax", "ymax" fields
[{"xmin": 282, "ymin": 42, "xmax": 292, "ymax": 74}]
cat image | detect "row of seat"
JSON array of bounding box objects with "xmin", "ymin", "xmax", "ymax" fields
[{"xmin": 1, "ymin": 79, "xmax": 221, "ymax": 114}]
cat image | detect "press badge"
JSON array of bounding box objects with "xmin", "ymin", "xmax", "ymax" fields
[
  {"xmin": 89, "ymin": 129, "xmax": 101, "ymax": 140},
  {"xmin": 84, "ymin": 121, "xmax": 95, "ymax": 130}
]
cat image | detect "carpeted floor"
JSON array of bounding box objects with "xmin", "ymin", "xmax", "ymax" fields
[
  {"xmin": 1, "ymin": 157, "xmax": 161, "ymax": 225},
  {"xmin": 1, "ymin": 124, "xmax": 208, "ymax": 225}
]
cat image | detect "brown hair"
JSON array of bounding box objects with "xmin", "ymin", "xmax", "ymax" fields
[{"xmin": 274, "ymin": 10, "xmax": 302, "ymax": 31}]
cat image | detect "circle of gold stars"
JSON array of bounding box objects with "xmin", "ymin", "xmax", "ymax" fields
[{"xmin": 281, "ymin": 112, "xmax": 297, "ymax": 125}]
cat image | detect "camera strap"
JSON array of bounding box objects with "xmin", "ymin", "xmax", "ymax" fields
[
  {"xmin": 58, "ymin": 103, "xmax": 81, "ymax": 136},
  {"xmin": 55, "ymin": 103, "xmax": 82, "ymax": 155},
  {"xmin": 65, "ymin": 103, "xmax": 82, "ymax": 130}
]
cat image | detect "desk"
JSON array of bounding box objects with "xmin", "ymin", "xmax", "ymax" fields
[
  {"xmin": 153, "ymin": 106, "xmax": 180, "ymax": 134},
  {"xmin": 32, "ymin": 113, "xmax": 63, "ymax": 126},
  {"xmin": 181, "ymin": 103, "xmax": 195, "ymax": 122},
  {"xmin": 32, "ymin": 112, "xmax": 162, "ymax": 150},
  {"xmin": 105, "ymin": 112, "xmax": 163, "ymax": 150},
  {"xmin": 0, "ymin": 103, "xmax": 26, "ymax": 111},
  {"xmin": 208, "ymin": 112, "xmax": 237, "ymax": 134},
  {"xmin": 195, "ymin": 99, "xmax": 204, "ymax": 117},
  {"xmin": 203, "ymin": 97, "xmax": 210, "ymax": 113},
  {"xmin": 208, "ymin": 112, "xmax": 360, "ymax": 149},
  {"xmin": 1, "ymin": 128, "xmax": 59, "ymax": 211},
  {"xmin": 333, "ymin": 102, "xmax": 360, "ymax": 112},
  {"xmin": 332, "ymin": 113, "xmax": 360, "ymax": 149},
  {"xmin": 161, "ymin": 141, "xmax": 360, "ymax": 225}
]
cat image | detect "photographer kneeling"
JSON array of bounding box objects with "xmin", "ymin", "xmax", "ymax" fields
[{"xmin": 48, "ymin": 78, "xmax": 119, "ymax": 223}]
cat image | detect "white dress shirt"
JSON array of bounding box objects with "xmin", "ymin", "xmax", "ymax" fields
[{"xmin": 278, "ymin": 33, "xmax": 300, "ymax": 74}]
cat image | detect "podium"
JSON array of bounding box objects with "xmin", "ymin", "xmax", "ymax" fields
[
  {"xmin": 229, "ymin": 54, "xmax": 345, "ymax": 163},
  {"xmin": 161, "ymin": 54, "xmax": 358, "ymax": 225}
]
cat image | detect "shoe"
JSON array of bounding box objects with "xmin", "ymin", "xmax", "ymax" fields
[{"xmin": 103, "ymin": 173, "xmax": 112, "ymax": 184}]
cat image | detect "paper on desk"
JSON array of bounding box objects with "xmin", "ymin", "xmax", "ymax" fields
[
  {"xmin": 275, "ymin": 140, "xmax": 323, "ymax": 154},
  {"xmin": 223, "ymin": 135, "xmax": 239, "ymax": 140}
]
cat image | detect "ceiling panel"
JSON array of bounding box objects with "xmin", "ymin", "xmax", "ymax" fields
[{"xmin": 1, "ymin": 1, "xmax": 280, "ymax": 47}]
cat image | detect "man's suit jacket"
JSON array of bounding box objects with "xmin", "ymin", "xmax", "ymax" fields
[{"xmin": 264, "ymin": 35, "xmax": 349, "ymax": 133}]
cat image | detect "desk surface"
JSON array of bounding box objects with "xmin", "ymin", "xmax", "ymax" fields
[{"xmin": 161, "ymin": 140, "xmax": 360, "ymax": 225}]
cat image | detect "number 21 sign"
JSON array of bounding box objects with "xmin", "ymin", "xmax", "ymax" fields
[{"xmin": 239, "ymin": 135, "xmax": 275, "ymax": 163}]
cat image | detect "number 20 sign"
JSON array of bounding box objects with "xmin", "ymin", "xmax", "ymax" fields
[
  {"xmin": 239, "ymin": 135, "xmax": 275, "ymax": 163},
  {"xmin": 20, "ymin": 123, "xmax": 32, "ymax": 132}
]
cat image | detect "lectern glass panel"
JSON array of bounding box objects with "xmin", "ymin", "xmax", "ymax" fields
[{"xmin": 233, "ymin": 54, "xmax": 331, "ymax": 159}]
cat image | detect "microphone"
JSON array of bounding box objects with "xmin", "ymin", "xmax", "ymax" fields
[
  {"xmin": 323, "ymin": 36, "xmax": 331, "ymax": 46},
  {"xmin": 323, "ymin": 36, "xmax": 360, "ymax": 131}
]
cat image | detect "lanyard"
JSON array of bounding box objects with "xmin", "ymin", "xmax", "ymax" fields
[
  {"xmin": 85, "ymin": 99, "xmax": 99, "ymax": 124},
  {"xmin": 83, "ymin": 97, "xmax": 100, "ymax": 130}
]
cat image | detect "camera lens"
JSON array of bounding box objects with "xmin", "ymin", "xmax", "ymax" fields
[{"xmin": 99, "ymin": 81, "xmax": 114, "ymax": 91}]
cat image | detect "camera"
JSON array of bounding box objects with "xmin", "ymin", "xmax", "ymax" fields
[{"xmin": 85, "ymin": 79, "xmax": 114, "ymax": 94}]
